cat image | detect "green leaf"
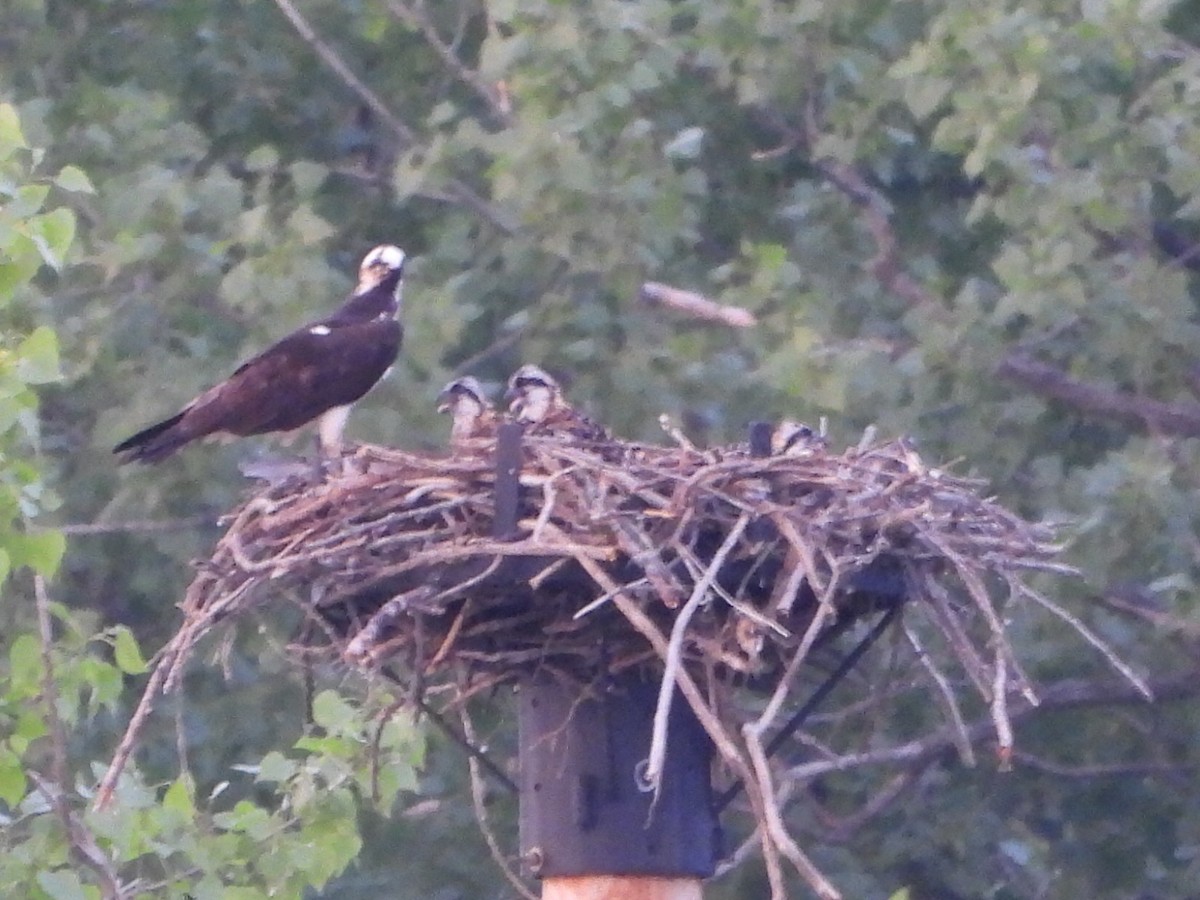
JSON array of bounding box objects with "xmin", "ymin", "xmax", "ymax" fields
[
  {"xmin": 0, "ymin": 103, "xmax": 28, "ymax": 158},
  {"xmin": 213, "ymin": 800, "xmax": 273, "ymax": 839},
  {"xmin": 287, "ymin": 205, "xmax": 334, "ymax": 245},
  {"xmin": 35, "ymin": 870, "xmax": 92, "ymax": 900},
  {"xmin": 220, "ymin": 889, "xmax": 270, "ymax": 900},
  {"xmin": 79, "ymin": 656, "xmax": 124, "ymax": 714},
  {"xmin": 13, "ymin": 708, "xmax": 48, "ymax": 750},
  {"xmin": 292, "ymin": 803, "xmax": 362, "ymax": 887},
  {"xmin": 293, "ymin": 735, "xmax": 354, "ymax": 757},
  {"xmin": 10, "ymin": 529, "xmax": 66, "ymax": 577},
  {"xmin": 33, "ymin": 207, "xmax": 76, "ymax": 270},
  {"xmin": 663, "ymin": 126, "xmax": 705, "ymax": 160},
  {"xmin": 289, "ymin": 160, "xmax": 328, "ymax": 198},
  {"xmin": 256, "ymin": 750, "xmax": 298, "ymax": 783},
  {"xmin": 11, "ymin": 184, "xmax": 50, "ymax": 219},
  {"xmin": 111, "ymin": 625, "xmax": 148, "ymax": 674},
  {"xmin": 16, "ymin": 326, "xmax": 61, "ymax": 385},
  {"xmin": 487, "ymin": 0, "xmax": 520, "ymax": 24},
  {"xmin": 311, "ymin": 690, "xmax": 357, "ymax": 735},
  {"xmin": 244, "ymin": 144, "xmax": 279, "ymax": 171},
  {"xmin": 8, "ymin": 633, "xmax": 43, "ymax": 696},
  {"xmin": 0, "ymin": 746, "xmax": 27, "ymax": 806},
  {"xmin": 0, "ymin": 246, "xmax": 44, "ymax": 302},
  {"xmin": 53, "ymin": 165, "xmax": 95, "ymax": 194},
  {"xmin": 162, "ymin": 777, "xmax": 195, "ymax": 816}
]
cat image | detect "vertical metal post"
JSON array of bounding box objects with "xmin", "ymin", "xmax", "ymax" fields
[
  {"xmin": 494, "ymin": 421, "xmax": 524, "ymax": 539},
  {"xmin": 748, "ymin": 421, "xmax": 773, "ymax": 458},
  {"xmin": 518, "ymin": 675, "xmax": 717, "ymax": 898}
]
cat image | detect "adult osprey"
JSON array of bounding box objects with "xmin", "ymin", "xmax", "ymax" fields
[{"xmin": 114, "ymin": 244, "xmax": 406, "ymax": 464}]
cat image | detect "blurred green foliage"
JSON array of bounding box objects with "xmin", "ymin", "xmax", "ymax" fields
[{"xmin": 2, "ymin": 0, "xmax": 1200, "ymax": 895}]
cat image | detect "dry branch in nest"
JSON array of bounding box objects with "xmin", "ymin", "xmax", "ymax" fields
[
  {"xmin": 96, "ymin": 424, "xmax": 1147, "ymax": 896},
  {"xmin": 174, "ymin": 436, "xmax": 1068, "ymax": 687}
]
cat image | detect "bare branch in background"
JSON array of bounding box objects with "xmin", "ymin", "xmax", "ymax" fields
[
  {"xmin": 58, "ymin": 517, "xmax": 211, "ymax": 536},
  {"xmin": 459, "ymin": 707, "xmax": 537, "ymax": 900},
  {"xmin": 1010, "ymin": 751, "xmax": 1195, "ymax": 780},
  {"xmin": 785, "ymin": 669, "xmax": 1189, "ymax": 788},
  {"xmin": 998, "ymin": 352, "xmax": 1200, "ymax": 437},
  {"xmin": 268, "ymin": 0, "xmax": 416, "ymax": 144},
  {"xmin": 385, "ymin": 0, "xmax": 512, "ymax": 125},
  {"xmin": 35, "ymin": 576, "xmax": 127, "ymax": 898},
  {"xmin": 640, "ymin": 282, "xmax": 757, "ymax": 328},
  {"xmin": 268, "ymin": 0, "xmax": 515, "ymax": 233},
  {"xmin": 748, "ymin": 95, "xmax": 942, "ymax": 310},
  {"xmin": 812, "ymin": 155, "xmax": 938, "ymax": 308}
]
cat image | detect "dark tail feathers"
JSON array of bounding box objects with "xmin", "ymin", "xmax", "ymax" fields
[{"xmin": 113, "ymin": 411, "xmax": 190, "ymax": 464}]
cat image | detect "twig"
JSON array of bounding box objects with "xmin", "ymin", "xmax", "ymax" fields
[
  {"xmin": 812, "ymin": 767, "xmax": 924, "ymax": 842},
  {"xmin": 94, "ymin": 635, "xmax": 182, "ymax": 810},
  {"xmin": 385, "ymin": 0, "xmax": 512, "ymax": 124},
  {"xmin": 268, "ymin": 0, "xmax": 416, "ymax": 143},
  {"xmin": 902, "ymin": 621, "xmax": 975, "ymax": 767},
  {"xmin": 1010, "ymin": 750, "xmax": 1194, "ymax": 779},
  {"xmin": 1014, "ymin": 579, "xmax": 1153, "ymax": 699},
  {"xmin": 998, "ymin": 352, "xmax": 1200, "ymax": 437},
  {"xmin": 370, "ymin": 665, "xmax": 519, "ymax": 794},
  {"xmin": 568, "ymin": 551, "xmax": 749, "ymax": 776},
  {"xmin": 459, "ymin": 706, "xmax": 536, "ymax": 900},
  {"xmin": 644, "ymin": 514, "xmax": 750, "ymax": 793},
  {"xmin": 267, "ymin": 0, "xmax": 515, "ymax": 233},
  {"xmin": 744, "ymin": 728, "xmax": 842, "ymax": 900},
  {"xmin": 34, "ymin": 575, "xmax": 70, "ymax": 813},
  {"xmin": 754, "ymin": 554, "xmax": 844, "ymax": 732},
  {"xmin": 802, "ymin": 95, "xmax": 936, "ymax": 311},
  {"xmin": 990, "ymin": 651, "xmax": 1013, "ymax": 770},
  {"xmin": 785, "ymin": 667, "xmax": 1200, "ymax": 787},
  {"xmin": 35, "ymin": 576, "xmax": 126, "ymax": 898},
  {"xmin": 639, "ymin": 282, "xmax": 758, "ymax": 328},
  {"xmin": 57, "ymin": 517, "xmax": 211, "ymax": 535}
]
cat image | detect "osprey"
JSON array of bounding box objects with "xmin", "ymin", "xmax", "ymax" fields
[
  {"xmin": 770, "ymin": 420, "xmax": 827, "ymax": 458},
  {"xmin": 504, "ymin": 364, "xmax": 608, "ymax": 441},
  {"xmin": 437, "ymin": 376, "xmax": 498, "ymax": 444},
  {"xmin": 114, "ymin": 244, "xmax": 406, "ymax": 464}
]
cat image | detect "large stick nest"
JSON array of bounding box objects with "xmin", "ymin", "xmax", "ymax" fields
[
  {"xmin": 100, "ymin": 423, "xmax": 1148, "ymax": 897},
  {"xmin": 169, "ymin": 429, "xmax": 1071, "ymax": 694}
]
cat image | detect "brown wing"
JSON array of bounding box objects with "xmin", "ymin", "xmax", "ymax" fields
[
  {"xmin": 202, "ymin": 318, "xmax": 401, "ymax": 436},
  {"xmin": 541, "ymin": 407, "xmax": 609, "ymax": 442},
  {"xmin": 114, "ymin": 318, "xmax": 401, "ymax": 462}
]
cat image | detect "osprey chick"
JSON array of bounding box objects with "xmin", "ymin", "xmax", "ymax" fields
[
  {"xmin": 504, "ymin": 364, "xmax": 608, "ymax": 441},
  {"xmin": 114, "ymin": 245, "xmax": 406, "ymax": 464},
  {"xmin": 437, "ymin": 376, "xmax": 497, "ymax": 444},
  {"xmin": 771, "ymin": 419, "xmax": 827, "ymax": 458}
]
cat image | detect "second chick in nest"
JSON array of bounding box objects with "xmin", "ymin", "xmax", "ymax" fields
[
  {"xmin": 505, "ymin": 364, "xmax": 609, "ymax": 441},
  {"xmin": 771, "ymin": 419, "xmax": 828, "ymax": 458}
]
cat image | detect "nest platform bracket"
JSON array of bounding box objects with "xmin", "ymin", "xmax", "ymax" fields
[{"xmin": 518, "ymin": 675, "xmax": 719, "ymax": 880}]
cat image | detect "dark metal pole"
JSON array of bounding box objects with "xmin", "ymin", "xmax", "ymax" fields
[{"xmin": 518, "ymin": 674, "xmax": 718, "ymax": 884}]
